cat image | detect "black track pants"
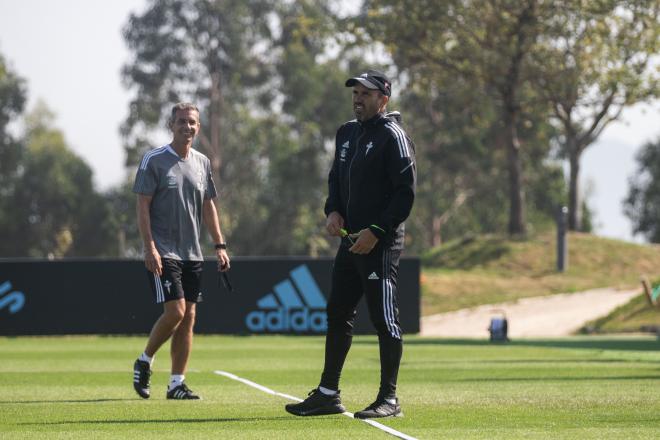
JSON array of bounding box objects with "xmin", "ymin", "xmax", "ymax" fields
[{"xmin": 320, "ymin": 243, "xmax": 403, "ymax": 399}]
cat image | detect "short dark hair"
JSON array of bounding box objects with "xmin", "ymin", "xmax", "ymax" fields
[{"xmin": 167, "ymin": 102, "xmax": 200, "ymax": 129}]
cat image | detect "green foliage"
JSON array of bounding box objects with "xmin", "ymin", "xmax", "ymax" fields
[
  {"xmin": 216, "ymin": 112, "xmax": 329, "ymax": 255},
  {"xmin": 121, "ymin": 0, "xmax": 353, "ymax": 255},
  {"xmin": 5, "ymin": 2, "xmax": 657, "ymax": 257},
  {"xmin": 0, "ymin": 53, "xmax": 27, "ymax": 250},
  {"xmin": 362, "ymin": 0, "xmax": 567, "ymax": 238},
  {"xmin": 100, "ymin": 179, "xmax": 144, "ymax": 258},
  {"xmin": 624, "ymin": 136, "xmax": 660, "ymax": 242},
  {"xmin": 532, "ymin": 0, "xmax": 660, "ymax": 230},
  {"xmin": 0, "ymin": 53, "xmax": 26, "ymax": 187},
  {"xmin": 0, "ymin": 102, "xmax": 115, "ymax": 257},
  {"xmin": 0, "ymin": 51, "xmax": 125, "ymax": 258},
  {"xmin": 363, "ymin": 0, "xmax": 658, "ymax": 239}
]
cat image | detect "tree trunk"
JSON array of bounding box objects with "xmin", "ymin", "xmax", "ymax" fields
[
  {"xmin": 568, "ymin": 142, "xmax": 581, "ymax": 231},
  {"xmin": 505, "ymin": 111, "xmax": 526, "ymax": 235},
  {"xmin": 432, "ymin": 215, "xmax": 443, "ymax": 248},
  {"xmin": 431, "ymin": 190, "xmax": 472, "ymax": 247},
  {"xmin": 499, "ymin": 1, "xmax": 536, "ymax": 236}
]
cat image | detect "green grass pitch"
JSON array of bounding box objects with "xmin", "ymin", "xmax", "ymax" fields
[{"xmin": 1, "ymin": 335, "xmax": 659, "ymax": 439}]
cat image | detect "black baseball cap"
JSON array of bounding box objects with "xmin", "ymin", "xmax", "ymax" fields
[{"xmin": 345, "ymin": 70, "xmax": 391, "ymax": 96}]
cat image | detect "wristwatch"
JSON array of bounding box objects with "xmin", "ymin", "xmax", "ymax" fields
[{"xmin": 214, "ymin": 243, "xmax": 227, "ymax": 250}]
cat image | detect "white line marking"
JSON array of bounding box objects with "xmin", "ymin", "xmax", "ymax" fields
[{"xmin": 214, "ymin": 370, "xmax": 418, "ymax": 440}]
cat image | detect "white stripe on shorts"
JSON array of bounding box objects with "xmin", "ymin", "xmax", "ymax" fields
[{"xmin": 154, "ymin": 273, "xmax": 164, "ymax": 303}]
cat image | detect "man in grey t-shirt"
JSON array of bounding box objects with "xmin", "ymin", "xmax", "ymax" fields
[{"xmin": 131, "ymin": 102, "xmax": 230, "ymax": 400}]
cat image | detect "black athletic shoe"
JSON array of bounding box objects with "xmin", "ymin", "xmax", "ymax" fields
[
  {"xmin": 166, "ymin": 383, "xmax": 201, "ymax": 400},
  {"xmin": 354, "ymin": 397, "xmax": 403, "ymax": 419},
  {"xmin": 133, "ymin": 359, "xmax": 151, "ymax": 399},
  {"xmin": 285, "ymin": 388, "xmax": 346, "ymax": 416}
]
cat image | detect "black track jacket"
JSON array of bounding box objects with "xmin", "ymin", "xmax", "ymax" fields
[{"xmin": 324, "ymin": 111, "xmax": 416, "ymax": 250}]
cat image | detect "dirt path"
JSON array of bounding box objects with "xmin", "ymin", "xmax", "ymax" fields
[{"xmin": 420, "ymin": 287, "xmax": 640, "ymax": 338}]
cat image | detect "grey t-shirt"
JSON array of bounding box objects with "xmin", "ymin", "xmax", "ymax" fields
[{"xmin": 133, "ymin": 144, "xmax": 218, "ymax": 261}]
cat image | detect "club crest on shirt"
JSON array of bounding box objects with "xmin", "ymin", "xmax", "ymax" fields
[
  {"xmin": 167, "ymin": 175, "xmax": 177, "ymax": 188},
  {"xmin": 365, "ymin": 141, "xmax": 374, "ymax": 156},
  {"xmin": 197, "ymin": 170, "xmax": 204, "ymax": 191},
  {"xmin": 340, "ymin": 141, "xmax": 349, "ymax": 162}
]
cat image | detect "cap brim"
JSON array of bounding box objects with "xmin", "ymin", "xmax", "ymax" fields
[{"xmin": 345, "ymin": 78, "xmax": 379, "ymax": 89}]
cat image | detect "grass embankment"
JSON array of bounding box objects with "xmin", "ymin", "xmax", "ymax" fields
[
  {"xmin": 420, "ymin": 231, "xmax": 660, "ymax": 319},
  {"xmin": 581, "ymin": 289, "xmax": 660, "ymax": 334}
]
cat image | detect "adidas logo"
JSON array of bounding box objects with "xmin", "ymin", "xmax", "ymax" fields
[
  {"xmin": 368, "ymin": 272, "xmax": 379, "ymax": 280},
  {"xmin": 245, "ymin": 265, "xmax": 327, "ymax": 333}
]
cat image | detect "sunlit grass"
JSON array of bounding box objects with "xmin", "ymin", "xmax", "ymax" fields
[
  {"xmin": 421, "ymin": 232, "xmax": 660, "ymax": 315},
  {"xmin": 1, "ymin": 335, "xmax": 660, "ymax": 439}
]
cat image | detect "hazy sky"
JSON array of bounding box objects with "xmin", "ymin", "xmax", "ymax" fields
[{"xmin": 1, "ymin": 0, "xmax": 658, "ymax": 243}]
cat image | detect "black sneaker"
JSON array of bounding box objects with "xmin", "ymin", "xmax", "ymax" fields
[
  {"xmin": 285, "ymin": 388, "xmax": 346, "ymax": 416},
  {"xmin": 133, "ymin": 359, "xmax": 151, "ymax": 399},
  {"xmin": 354, "ymin": 397, "xmax": 403, "ymax": 419},
  {"xmin": 166, "ymin": 383, "xmax": 201, "ymax": 400}
]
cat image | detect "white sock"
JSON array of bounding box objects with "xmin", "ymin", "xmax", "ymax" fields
[
  {"xmin": 385, "ymin": 397, "xmax": 397, "ymax": 405},
  {"xmin": 318, "ymin": 386, "xmax": 337, "ymax": 396},
  {"xmin": 138, "ymin": 352, "xmax": 153, "ymax": 366},
  {"xmin": 169, "ymin": 374, "xmax": 185, "ymax": 391}
]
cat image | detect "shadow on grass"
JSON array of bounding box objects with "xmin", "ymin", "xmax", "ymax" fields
[
  {"xmin": 18, "ymin": 416, "xmax": 304, "ymax": 426},
  {"xmin": 353, "ymin": 337, "xmax": 660, "ymax": 352}
]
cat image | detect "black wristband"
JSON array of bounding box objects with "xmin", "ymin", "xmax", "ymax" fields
[{"xmin": 214, "ymin": 243, "xmax": 227, "ymax": 250}]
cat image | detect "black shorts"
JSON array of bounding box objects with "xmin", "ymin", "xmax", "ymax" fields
[{"xmin": 146, "ymin": 259, "xmax": 203, "ymax": 304}]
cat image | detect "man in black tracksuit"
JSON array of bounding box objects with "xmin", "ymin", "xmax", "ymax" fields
[{"xmin": 285, "ymin": 70, "xmax": 416, "ymax": 419}]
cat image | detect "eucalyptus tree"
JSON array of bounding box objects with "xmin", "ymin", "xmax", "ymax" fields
[
  {"xmin": 0, "ymin": 52, "xmax": 26, "ymax": 201},
  {"xmin": 532, "ymin": 0, "xmax": 660, "ymax": 230},
  {"xmin": 122, "ymin": 0, "xmax": 352, "ymax": 255},
  {"xmin": 362, "ymin": 0, "xmax": 561, "ymax": 235},
  {"xmin": 121, "ymin": 0, "xmax": 275, "ymax": 181},
  {"xmin": 5, "ymin": 103, "xmax": 113, "ymax": 257},
  {"xmin": 363, "ymin": 0, "xmax": 561, "ymax": 236}
]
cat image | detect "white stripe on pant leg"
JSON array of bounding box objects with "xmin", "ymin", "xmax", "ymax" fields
[
  {"xmin": 386, "ymin": 249, "xmax": 399, "ymax": 339},
  {"xmin": 383, "ymin": 250, "xmax": 400, "ymax": 339},
  {"xmin": 382, "ymin": 250, "xmax": 398, "ymax": 338},
  {"xmin": 385, "ymin": 279, "xmax": 400, "ymax": 339},
  {"xmin": 381, "ymin": 249, "xmax": 394, "ymax": 337},
  {"xmin": 154, "ymin": 273, "xmax": 164, "ymax": 303},
  {"xmin": 213, "ymin": 370, "xmax": 418, "ymax": 440},
  {"xmin": 389, "ymin": 250, "xmax": 402, "ymax": 339}
]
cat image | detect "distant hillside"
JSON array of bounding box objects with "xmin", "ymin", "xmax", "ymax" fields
[{"xmin": 420, "ymin": 232, "xmax": 660, "ymax": 318}]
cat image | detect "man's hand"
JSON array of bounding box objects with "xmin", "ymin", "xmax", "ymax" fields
[
  {"xmin": 349, "ymin": 228, "xmax": 379, "ymax": 254},
  {"xmin": 144, "ymin": 247, "xmax": 162, "ymax": 275},
  {"xmin": 216, "ymin": 248, "xmax": 230, "ymax": 272},
  {"xmin": 326, "ymin": 211, "xmax": 345, "ymax": 237}
]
